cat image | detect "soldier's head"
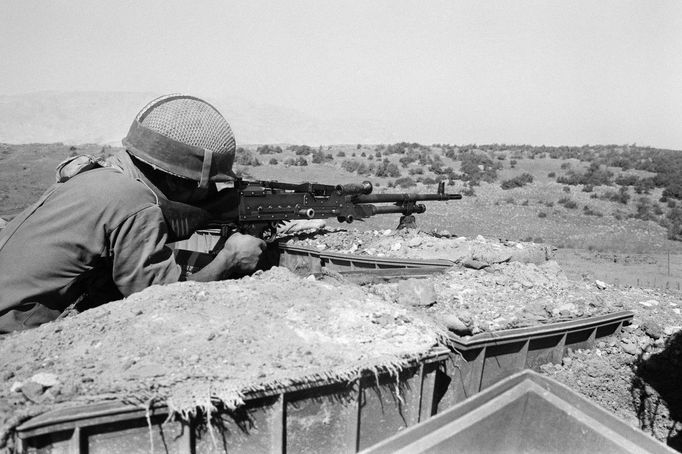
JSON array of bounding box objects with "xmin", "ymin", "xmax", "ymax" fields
[{"xmin": 123, "ymin": 94, "xmax": 236, "ymax": 203}]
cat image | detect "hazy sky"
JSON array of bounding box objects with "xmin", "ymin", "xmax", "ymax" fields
[{"xmin": 1, "ymin": 0, "xmax": 681, "ymax": 148}]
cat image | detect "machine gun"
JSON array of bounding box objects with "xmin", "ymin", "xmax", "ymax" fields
[{"xmin": 197, "ymin": 179, "xmax": 462, "ymax": 241}]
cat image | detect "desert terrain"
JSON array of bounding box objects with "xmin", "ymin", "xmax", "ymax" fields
[{"xmin": 3, "ymin": 141, "xmax": 682, "ymax": 290}]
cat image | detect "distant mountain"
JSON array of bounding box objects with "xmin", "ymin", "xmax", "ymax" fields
[{"xmin": 0, "ymin": 91, "xmax": 396, "ymax": 146}]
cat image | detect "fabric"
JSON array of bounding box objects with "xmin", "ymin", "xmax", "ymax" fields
[
  {"xmin": 107, "ymin": 151, "xmax": 212, "ymax": 242},
  {"xmin": 0, "ymin": 166, "xmax": 181, "ymax": 333},
  {"xmin": 122, "ymin": 94, "xmax": 236, "ymax": 184}
]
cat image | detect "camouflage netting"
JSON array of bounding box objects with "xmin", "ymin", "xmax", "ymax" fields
[{"xmin": 0, "ymin": 267, "xmax": 446, "ymax": 448}]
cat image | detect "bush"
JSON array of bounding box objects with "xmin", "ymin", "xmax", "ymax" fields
[
  {"xmin": 268, "ymin": 158, "xmax": 278, "ymax": 165},
  {"xmin": 373, "ymin": 159, "xmax": 401, "ymax": 178},
  {"xmin": 336, "ymin": 151, "xmax": 346, "ymax": 157},
  {"xmin": 509, "ymin": 159, "xmax": 517, "ymax": 168},
  {"xmin": 284, "ymin": 157, "xmax": 307, "ymax": 166},
  {"xmin": 558, "ymin": 197, "xmax": 577, "ymax": 209},
  {"xmin": 538, "ymin": 212, "xmax": 547, "ymax": 218},
  {"xmin": 500, "ymin": 173, "xmax": 534, "ymax": 190},
  {"xmin": 234, "ymin": 149, "xmax": 261, "ymax": 166},
  {"xmin": 341, "ymin": 160, "xmax": 361, "ymax": 173},
  {"xmin": 583, "ymin": 205, "xmax": 603, "ymax": 217},
  {"xmin": 582, "ymin": 184, "xmax": 594, "ymax": 192},
  {"xmin": 395, "ymin": 177, "xmax": 417, "ymax": 188},
  {"xmin": 311, "ymin": 150, "xmax": 334, "ymax": 164},
  {"xmin": 563, "ymin": 186, "xmax": 571, "ymax": 193},
  {"xmin": 257, "ymin": 145, "xmax": 283, "ymax": 154},
  {"xmin": 422, "ymin": 177, "xmax": 437, "ymax": 185},
  {"xmin": 290, "ymin": 145, "xmax": 313, "ymax": 156},
  {"xmin": 409, "ymin": 167, "xmax": 424, "ymax": 176},
  {"xmin": 666, "ymin": 208, "xmax": 682, "ymax": 240},
  {"xmin": 601, "ymin": 187, "xmax": 630, "ymax": 204},
  {"xmin": 547, "ymin": 172, "xmax": 556, "ymax": 178}
]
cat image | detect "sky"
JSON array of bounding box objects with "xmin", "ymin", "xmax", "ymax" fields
[{"xmin": 1, "ymin": 0, "xmax": 681, "ymax": 148}]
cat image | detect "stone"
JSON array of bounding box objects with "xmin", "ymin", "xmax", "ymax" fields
[
  {"xmin": 641, "ymin": 320, "xmax": 664, "ymax": 340},
  {"xmin": 390, "ymin": 242, "xmax": 402, "ymax": 251},
  {"xmin": 639, "ymin": 300, "xmax": 659, "ymax": 307},
  {"xmin": 30, "ymin": 372, "xmax": 60, "ymax": 388},
  {"xmin": 664, "ymin": 325, "xmax": 682, "ymax": 336},
  {"xmin": 21, "ymin": 381, "xmax": 46, "ymax": 403},
  {"xmin": 397, "ymin": 279, "xmax": 437, "ymax": 307},
  {"xmin": 621, "ymin": 342, "xmax": 639, "ymax": 356},
  {"xmin": 462, "ymin": 258, "xmax": 488, "ymax": 270},
  {"xmin": 440, "ymin": 314, "xmax": 472, "ymax": 335},
  {"xmin": 595, "ymin": 280, "xmax": 607, "ymax": 290},
  {"xmin": 551, "ymin": 302, "xmax": 577, "ymax": 317}
]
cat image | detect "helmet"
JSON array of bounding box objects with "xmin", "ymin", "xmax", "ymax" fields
[{"xmin": 122, "ymin": 94, "xmax": 236, "ymax": 188}]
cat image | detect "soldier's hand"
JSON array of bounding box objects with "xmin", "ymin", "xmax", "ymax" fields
[{"xmin": 220, "ymin": 232, "xmax": 267, "ymax": 273}]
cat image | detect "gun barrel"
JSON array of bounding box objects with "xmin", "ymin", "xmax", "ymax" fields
[{"xmin": 355, "ymin": 192, "xmax": 462, "ymax": 203}]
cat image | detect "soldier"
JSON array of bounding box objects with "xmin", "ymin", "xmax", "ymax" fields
[{"xmin": 0, "ymin": 94, "xmax": 266, "ymax": 333}]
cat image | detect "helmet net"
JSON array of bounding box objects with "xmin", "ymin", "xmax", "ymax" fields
[{"xmin": 137, "ymin": 95, "xmax": 235, "ymax": 156}]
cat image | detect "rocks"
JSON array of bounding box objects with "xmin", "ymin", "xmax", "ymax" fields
[
  {"xmin": 641, "ymin": 319, "xmax": 664, "ymax": 340},
  {"xmin": 638, "ymin": 300, "xmax": 659, "ymax": 307},
  {"xmin": 440, "ymin": 314, "xmax": 472, "ymax": 336},
  {"xmin": 30, "ymin": 372, "xmax": 59, "ymax": 388},
  {"xmin": 620, "ymin": 339, "xmax": 639, "ymax": 356},
  {"xmin": 595, "ymin": 280, "xmax": 607, "ymax": 290}
]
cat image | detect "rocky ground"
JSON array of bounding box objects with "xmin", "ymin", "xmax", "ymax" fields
[
  {"xmin": 288, "ymin": 229, "xmax": 682, "ymax": 449},
  {"xmin": 0, "ymin": 267, "xmax": 444, "ymax": 450},
  {"xmin": 2, "ymin": 228, "xmax": 682, "ymax": 451}
]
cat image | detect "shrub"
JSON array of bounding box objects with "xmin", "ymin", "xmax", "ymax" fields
[
  {"xmin": 395, "ymin": 177, "xmax": 417, "ymax": 188},
  {"xmin": 563, "ymin": 186, "xmax": 571, "ymax": 193},
  {"xmin": 600, "ymin": 186, "xmax": 630, "ymax": 204},
  {"xmin": 341, "ymin": 160, "xmax": 361, "ymax": 173},
  {"xmin": 500, "ymin": 173, "xmax": 534, "ymax": 190},
  {"xmin": 666, "ymin": 208, "xmax": 682, "ymax": 240},
  {"xmin": 409, "ymin": 167, "xmax": 424, "ymax": 176},
  {"xmin": 290, "ymin": 145, "xmax": 313, "ymax": 156},
  {"xmin": 257, "ymin": 145, "xmax": 283, "ymax": 154},
  {"xmin": 583, "ymin": 205, "xmax": 603, "ymax": 217},
  {"xmin": 582, "ymin": 184, "xmax": 594, "ymax": 192},
  {"xmin": 268, "ymin": 158, "xmax": 278, "ymax": 165},
  {"xmin": 558, "ymin": 197, "xmax": 577, "ymax": 209},
  {"xmin": 510, "ymin": 159, "xmax": 517, "ymax": 168},
  {"xmin": 547, "ymin": 172, "xmax": 556, "ymax": 178},
  {"xmin": 311, "ymin": 150, "xmax": 334, "ymax": 164},
  {"xmin": 234, "ymin": 149, "xmax": 261, "ymax": 166},
  {"xmin": 336, "ymin": 151, "xmax": 346, "ymax": 157},
  {"xmin": 538, "ymin": 211, "xmax": 547, "ymax": 218},
  {"xmin": 373, "ymin": 159, "xmax": 401, "ymax": 178},
  {"xmin": 422, "ymin": 177, "xmax": 437, "ymax": 185}
]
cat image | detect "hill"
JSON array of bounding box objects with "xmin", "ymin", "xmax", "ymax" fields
[{"xmin": 0, "ymin": 91, "xmax": 395, "ymax": 146}]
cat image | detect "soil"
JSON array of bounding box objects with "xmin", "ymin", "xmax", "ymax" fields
[
  {"xmin": 283, "ymin": 228, "xmax": 555, "ymax": 265},
  {"xmin": 289, "ymin": 229, "xmax": 682, "ymax": 449},
  {"xmin": 0, "ymin": 267, "xmax": 444, "ymax": 449}
]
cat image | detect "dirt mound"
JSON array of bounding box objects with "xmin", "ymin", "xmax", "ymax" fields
[
  {"xmin": 367, "ymin": 260, "xmax": 633, "ymax": 334},
  {"xmin": 285, "ymin": 229, "xmax": 555, "ymax": 266},
  {"xmin": 0, "ymin": 267, "xmax": 444, "ymax": 448}
]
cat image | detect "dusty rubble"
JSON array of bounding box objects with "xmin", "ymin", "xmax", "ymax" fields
[
  {"xmin": 366, "ymin": 260, "xmax": 631, "ymax": 335},
  {"xmin": 0, "ymin": 267, "xmax": 445, "ymax": 448},
  {"xmin": 541, "ymin": 295, "xmax": 682, "ymax": 449},
  {"xmin": 284, "ymin": 228, "xmax": 556, "ymax": 266}
]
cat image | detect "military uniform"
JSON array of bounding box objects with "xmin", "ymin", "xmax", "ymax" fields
[{"xmin": 0, "ymin": 166, "xmax": 180, "ymax": 333}]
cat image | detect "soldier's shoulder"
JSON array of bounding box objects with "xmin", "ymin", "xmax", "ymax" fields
[{"xmin": 71, "ymin": 167, "xmax": 159, "ymax": 206}]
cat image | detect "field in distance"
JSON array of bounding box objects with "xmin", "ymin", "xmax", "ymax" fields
[{"xmin": 2, "ymin": 141, "xmax": 682, "ymax": 290}]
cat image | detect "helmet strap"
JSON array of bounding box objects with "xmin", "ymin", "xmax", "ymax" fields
[{"xmin": 199, "ymin": 149, "xmax": 213, "ymax": 189}]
